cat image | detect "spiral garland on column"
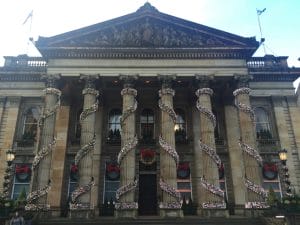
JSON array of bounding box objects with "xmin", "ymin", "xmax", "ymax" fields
[
  {"xmin": 75, "ymin": 138, "xmax": 96, "ymax": 166},
  {"xmin": 159, "ymin": 136, "xmax": 179, "ymax": 166},
  {"xmin": 115, "ymin": 87, "xmax": 138, "ymax": 210},
  {"xmin": 38, "ymin": 88, "xmax": 61, "ymax": 127},
  {"xmin": 32, "ymin": 139, "xmax": 56, "ymax": 170},
  {"xmin": 244, "ymin": 178, "xmax": 269, "ymax": 209},
  {"xmin": 199, "ymin": 141, "xmax": 221, "ymax": 167},
  {"xmin": 69, "ymin": 178, "xmax": 95, "ymax": 210},
  {"xmin": 238, "ymin": 141, "xmax": 263, "ymax": 165},
  {"xmin": 25, "ymin": 181, "xmax": 51, "ymax": 211},
  {"xmin": 159, "ymin": 179, "xmax": 181, "ymax": 209},
  {"xmin": 233, "ymin": 88, "xmax": 255, "ymax": 123}
]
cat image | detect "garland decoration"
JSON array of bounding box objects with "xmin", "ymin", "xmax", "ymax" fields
[
  {"xmin": 233, "ymin": 87, "xmax": 255, "ymax": 123},
  {"xmin": 202, "ymin": 202, "xmax": 226, "ymax": 209},
  {"xmin": 74, "ymin": 138, "xmax": 96, "ymax": 166},
  {"xmin": 245, "ymin": 178, "xmax": 268, "ymax": 199},
  {"xmin": 115, "ymin": 179, "xmax": 139, "ymax": 210},
  {"xmin": 120, "ymin": 100, "xmax": 137, "ymax": 127},
  {"xmin": 69, "ymin": 177, "xmax": 95, "ymax": 210},
  {"xmin": 245, "ymin": 202, "xmax": 269, "ymax": 209},
  {"xmin": 38, "ymin": 88, "xmax": 61, "ymax": 127},
  {"xmin": 32, "ymin": 138, "xmax": 56, "ymax": 170},
  {"xmin": 159, "ymin": 179, "xmax": 181, "ymax": 209},
  {"xmin": 117, "ymin": 136, "xmax": 138, "ymax": 165},
  {"xmin": 158, "ymin": 100, "xmax": 177, "ymax": 124},
  {"xmin": 262, "ymin": 163, "xmax": 278, "ymax": 180},
  {"xmin": 106, "ymin": 163, "xmax": 120, "ymax": 181},
  {"xmin": 25, "ymin": 181, "xmax": 51, "ymax": 211},
  {"xmin": 177, "ymin": 162, "xmax": 190, "ymax": 179},
  {"xmin": 159, "ymin": 136, "xmax": 179, "ymax": 166},
  {"xmin": 79, "ymin": 101, "xmax": 98, "ymax": 122},
  {"xmin": 196, "ymin": 88, "xmax": 216, "ymax": 128},
  {"xmin": 199, "ymin": 141, "xmax": 221, "ymax": 167},
  {"xmin": 15, "ymin": 164, "xmax": 31, "ymax": 182},
  {"xmin": 239, "ymin": 141, "xmax": 263, "ymax": 165},
  {"xmin": 200, "ymin": 177, "xmax": 225, "ymax": 198},
  {"xmin": 140, "ymin": 149, "xmax": 156, "ymax": 165}
]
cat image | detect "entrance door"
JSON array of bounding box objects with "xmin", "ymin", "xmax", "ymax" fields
[{"xmin": 138, "ymin": 174, "xmax": 157, "ymax": 215}]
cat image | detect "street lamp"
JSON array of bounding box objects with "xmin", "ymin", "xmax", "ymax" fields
[
  {"xmin": 278, "ymin": 148, "xmax": 287, "ymax": 165},
  {"xmin": 6, "ymin": 149, "xmax": 15, "ymax": 166},
  {"xmin": 278, "ymin": 148, "xmax": 292, "ymax": 196},
  {"xmin": 3, "ymin": 149, "xmax": 15, "ymax": 198}
]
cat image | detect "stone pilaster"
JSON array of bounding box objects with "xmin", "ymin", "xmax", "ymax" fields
[
  {"xmin": 194, "ymin": 75, "xmax": 225, "ymax": 215},
  {"xmin": 115, "ymin": 75, "xmax": 138, "ymax": 218},
  {"xmin": 158, "ymin": 75, "xmax": 182, "ymax": 217},
  {"xmin": 233, "ymin": 75, "xmax": 267, "ymax": 209},
  {"xmin": 26, "ymin": 74, "xmax": 61, "ymax": 211},
  {"xmin": 70, "ymin": 74, "xmax": 99, "ymax": 215}
]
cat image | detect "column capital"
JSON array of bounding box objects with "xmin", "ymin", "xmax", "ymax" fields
[
  {"xmin": 234, "ymin": 74, "xmax": 253, "ymax": 88},
  {"xmin": 195, "ymin": 74, "xmax": 214, "ymax": 88},
  {"xmin": 80, "ymin": 74, "xmax": 100, "ymax": 89},
  {"xmin": 158, "ymin": 74, "xmax": 176, "ymax": 89},
  {"xmin": 119, "ymin": 74, "xmax": 138, "ymax": 88},
  {"xmin": 41, "ymin": 74, "xmax": 61, "ymax": 88}
]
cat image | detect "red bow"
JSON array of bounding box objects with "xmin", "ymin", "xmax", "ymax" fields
[
  {"xmin": 71, "ymin": 164, "xmax": 78, "ymax": 173},
  {"xmin": 15, "ymin": 165, "xmax": 31, "ymax": 174},
  {"xmin": 178, "ymin": 162, "xmax": 189, "ymax": 170},
  {"xmin": 141, "ymin": 149, "xmax": 155, "ymax": 158},
  {"xmin": 106, "ymin": 164, "xmax": 120, "ymax": 173},
  {"xmin": 263, "ymin": 163, "xmax": 277, "ymax": 172}
]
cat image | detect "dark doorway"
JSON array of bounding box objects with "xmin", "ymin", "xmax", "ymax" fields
[{"xmin": 138, "ymin": 174, "xmax": 157, "ymax": 215}]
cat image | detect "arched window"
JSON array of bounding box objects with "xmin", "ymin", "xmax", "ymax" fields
[
  {"xmin": 140, "ymin": 108, "xmax": 154, "ymax": 141},
  {"xmin": 255, "ymin": 107, "xmax": 272, "ymax": 139},
  {"xmin": 108, "ymin": 109, "xmax": 122, "ymax": 141},
  {"xmin": 22, "ymin": 107, "xmax": 39, "ymax": 142},
  {"xmin": 175, "ymin": 109, "xmax": 186, "ymax": 142}
]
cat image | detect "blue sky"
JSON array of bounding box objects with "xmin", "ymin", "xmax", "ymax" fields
[{"xmin": 0, "ymin": 0, "xmax": 299, "ymax": 69}]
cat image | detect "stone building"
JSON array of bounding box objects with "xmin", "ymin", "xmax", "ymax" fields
[{"xmin": 0, "ymin": 3, "xmax": 300, "ymax": 219}]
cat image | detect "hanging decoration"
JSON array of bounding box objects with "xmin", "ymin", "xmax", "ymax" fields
[
  {"xmin": 106, "ymin": 163, "xmax": 120, "ymax": 181},
  {"xmin": 25, "ymin": 181, "xmax": 51, "ymax": 211},
  {"xmin": 120, "ymin": 88, "xmax": 137, "ymax": 127},
  {"xmin": 159, "ymin": 179, "xmax": 181, "ymax": 209},
  {"xmin": 262, "ymin": 162, "xmax": 278, "ymax": 180},
  {"xmin": 74, "ymin": 138, "xmax": 96, "ymax": 166},
  {"xmin": 38, "ymin": 87, "xmax": 61, "ymax": 127},
  {"xmin": 158, "ymin": 100, "xmax": 177, "ymax": 124},
  {"xmin": 117, "ymin": 136, "xmax": 138, "ymax": 165},
  {"xmin": 15, "ymin": 164, "xmax": 31, "ymax": 182},
  {"xmin": 199, "ymin": 141, "xmax": 221, "ymax": 167},
  {"xmin": 70, "ymin": 164, "xmax": 79, "ymax": 182},
  {"xmin": 115, "ymin": 179, "xmax": 138, "ymax": 210},
  {"xmin": 32, "ymin": 138, "xmax": 56, "ymax": 170},
  {"xmin": 159, "ymin": 135, "xmax": 179, "ymax": 166},
  {"xmin": 140, "ymin": 148, "xmax": 156, "ymax": 165},
  {"xmin": 239, "ymin": 141, "xmax": 263, "ymax": 165},
  {"xmin": 245, "ymin": 178, "xmax": 268, "ymax": 199},
  {"xmin": 177, "ymin": 162, "xmax": 190, "ymax": 179},
  {"xmin": 233, "ymin": 87, "xmax": 255, "ymax": 123},
  {"xmin": 69, "ymin": 177, "xmax": 95, "ymax": 210},
  {"xmin": 245, "ymin": 201, "xmax": 269, "ymax": 209}
]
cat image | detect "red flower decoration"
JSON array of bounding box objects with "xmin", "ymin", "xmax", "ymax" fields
[
  {"xmin": 71, "ymin": 164, "xmax": 78, "ymax": 173},
  {"xmin": 106, "ymin": 164, "xmax": 120, "ymax": 173},
  {"xmin": 177, "ymin": 162, "xmax": 190, "ymax": 179},
  {"xmin": 262, "ymin": 162, "xmax": 278, "ymax": 180},
  {"xmin": 16, "ymin": 165, "xmax": 31, "ymax": 174},
  {"xmin": 140, "ymin": 149, "xmax": 156, "ymax": 165}
]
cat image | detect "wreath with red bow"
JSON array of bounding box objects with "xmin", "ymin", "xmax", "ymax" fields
[
  {"xmin": 140, "ymin": 149, "xmax": 156, "ymax": 165},
  {"xmin": 218, "ymin": 163, "xmax": 225, "ymax": 180},
  {"xmin": 106, "ymin": 163, "xmax": 120, "ymax": 181},
  {"xmin": 70, "ymin": 164, "xmax": 79, "ymax": 182},
  {"xmin": 15, "ymin": 164, "xmax": 31, "ymax": 182},
  {"xmin": 262, "ymin": 162, "xmax": 278, "ymax": 180},
  {"xmin": 177, "ymin": 162, "xmax": 190, "ymax": 179}
]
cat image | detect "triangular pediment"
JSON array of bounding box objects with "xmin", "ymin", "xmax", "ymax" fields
[{"xmin": 36, "ymin": 3, "xmax": 258, "ymax": 59}]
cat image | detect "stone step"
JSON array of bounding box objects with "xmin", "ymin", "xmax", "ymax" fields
[{"xmin": 36, "ymin": 217, "xmax": 265, "ymax": 225}]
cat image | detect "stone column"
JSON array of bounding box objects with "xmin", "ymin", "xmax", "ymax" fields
[
  {"xmin": 158, "ymin": 75, "xmax": 182, "ymax": 217},
  {"xmin": 26, "ymin": 74, "xmax": 61, "ymax": 211},
  {"xmin": 233, "ymin": 75, "xmax": 267, "ymax": 209},
  {"xmin": 115, "ymin": 75, "xmax": 138, "ymax": 218},
  {"xmin": 70, "ymin": 75, "xmax": 99, "ymax": 216},
  {"xmin": 194, "ymin": 75, "xmax": 225, "ymax": 215}
]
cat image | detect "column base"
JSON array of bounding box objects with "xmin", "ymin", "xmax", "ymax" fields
[
  {"xmin": 115, "ymin": 209, "xmax": 137, "ymax": 218},
  {"xmin": 159, "ymin": 209, "xmax": 183, "ymax": 218},
  {"xmin": 69, "ymin": 209, "xmax": 95, "ymax": 219},
  {"xmin": 197, "ymin": 208, "xmax": 229, "ymax": 218}
]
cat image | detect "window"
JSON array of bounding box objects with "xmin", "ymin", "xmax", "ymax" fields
[
  {"xmin": 22, "ymin": 107, "xmax": 39, "ymax": 143},
  {"xmin": 68, "ymin": 164, "xmax": 78, "ymax": 199},
  {"xmin": 140, "ymin": 108, "xmax": 154, "ymax": 141},
  {"xmin": 107, "ymin": 109, "xmax": 122, "ymax": 142},
  {"xmin": 11, "ymin": 164, "xmax": 31, "ymax": 200},
  {"xmin": 103, "ymin": 162, "xmax": 120, "ymax": 203},
  {"xmin": 255, "ymin": 107, "xmax": 272, "ymax": 139},
  {"xmin": 175, "ymin": 109, "xmax": 186, "ymax": 143},
  {"xmin": 177, "ymin": 162, "xmax": 192, "ymax": 201},
  {"xmin": 262, "ymin": 162, "xmax": 282, "ymax": 199}
]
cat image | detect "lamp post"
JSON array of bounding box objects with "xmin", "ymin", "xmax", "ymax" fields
[
  {"xmin": 2, "ymin": 149, "xmax": 15, "ymax": 199},
  {"xmin": 278, "ymin": 148, "xmax": 292, "ymax": 196}
]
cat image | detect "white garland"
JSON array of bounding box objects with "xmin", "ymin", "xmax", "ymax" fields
[
  {"xmin": 199, "ymin": 140, "xmax": 221, "ymax": 167},
  {"xmin": 200, "ymin": 177, "xmax": 224, "ymax": 198},
  {"xmin": 159, "ymin": 136, "xmax": 179, "ymax": 166},
  {"xmin": 79, "ymin": 101, "xmax": 98, "ymax": 122},
  {"xmin": 237, "ymin": 102, "xmax": 255, "ymax": 122},
  {"xmin": 239, "ymin": 141, "xmax": 263, "ymax": 165},
  {"xmin": 158, "ymin": 100, "xmax": 177, "ymax": 124},
  {"xmin": 120, "ymin": 100, "xmax": 137, "ymax": 127},
  {"xmin": 233, "ymin": 87, "xmax": 251, "ymax": 96},
  {"xmin": 117, "ymin": 136, "xmax": 138, "ymax": 165},
  {"xmin": 159, "ymin": 202, "xmax": 182, "ymax": 209},
  {"xmin": 121, "ymin": 87, "xmax": 137, "ymax": 97},
  {"xmin": 195, "ymin": 88, "xmax": 213, "ymax": 97},
  {"xmin": 159, "ymin": 179, "xmax": 181, "ymax": 201},
  {"xmin": 115, "ymin": 202, "xmax": 138, "ymax": 210},
  {"xmin": 245, "ymin": 202, "xmax": 269, "ymax": 209},
  {"xmin": 116, "ymin": 179, "xmax": 138, "ymax": 201},
  {"xmin": 75, "ymin": 138, "xmax": 96, "ymax": 165},
  {"xmin": 32, "ymin": 138, "xmax": 56, "ymax": 170},
  {"xmin": 70, "ymin": 178, "xmax": 94, "ymax": 210},
  {"xmin": 196, "ymin": 100, "xmax": 216, "ymax": 129},
  {"xmin": 82, "ymin": 88, "xmax": 99, "ymax": 96},
  {"xmin": 159, "ymin": 88, "xmax": 175, "ymax": 97},
  {"xmin": 39, "ymin": 87, "xmax": 61, "ymax": 127},
  {"xmin": 25, "ymin": 182, "xmax": 51, "ymax": 211},
  {"xmin": 245, "ymin": 178, "xmax": 268, "ymax": 199},
  {"xmin": 202, "ymin": 202, "xmax": 226, "ymax": 209}
]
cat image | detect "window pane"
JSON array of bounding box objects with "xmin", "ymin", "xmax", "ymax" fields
[{"xmin": 12, "ymin": 184, "xmax": 29, "ymax": 200}]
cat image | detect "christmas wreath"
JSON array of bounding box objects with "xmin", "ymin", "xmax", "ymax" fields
[
  {"xmin": 262, "ymin": 162, "xmax": 278, "ymax": 180},
  {"xmin": 177, "ymin": 162, "xmax": 190, "ymax": 179},
  {"xmin": 140, "ymin": 149, "xmax": 156, "ymax": 165},
  {"xmin": 106, "ymin": 163, "xmax": 120, "ymax": 181},
  {"xmin": 15, "ymin": 164, "xmax": 31, "ymax": 182},
  {"xmin": 70, "ymin": 164, "xmax": 79, "ymax": 182},
  {"xmin": 218, "ymin": 163, "xmax": 225, "ymax": 180}
]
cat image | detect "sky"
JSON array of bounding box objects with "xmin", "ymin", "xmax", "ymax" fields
[{"xmin": 0, "ymin": 0, "xmax": 299, "ymax": 86}]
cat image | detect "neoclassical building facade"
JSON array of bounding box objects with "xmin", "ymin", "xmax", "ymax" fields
[{"xmin": 0, "ymin": 3, "xmax": 300, "ymax": 219}]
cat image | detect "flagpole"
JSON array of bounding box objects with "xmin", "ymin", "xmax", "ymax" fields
[{"xmin": 256, "ymin": 8, "xmax": 266, "ymax": 54}]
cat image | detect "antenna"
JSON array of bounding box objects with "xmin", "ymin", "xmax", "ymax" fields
[{"xmin": 256, "ymin": 8, "xmax": 266, "ymax": 54}]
